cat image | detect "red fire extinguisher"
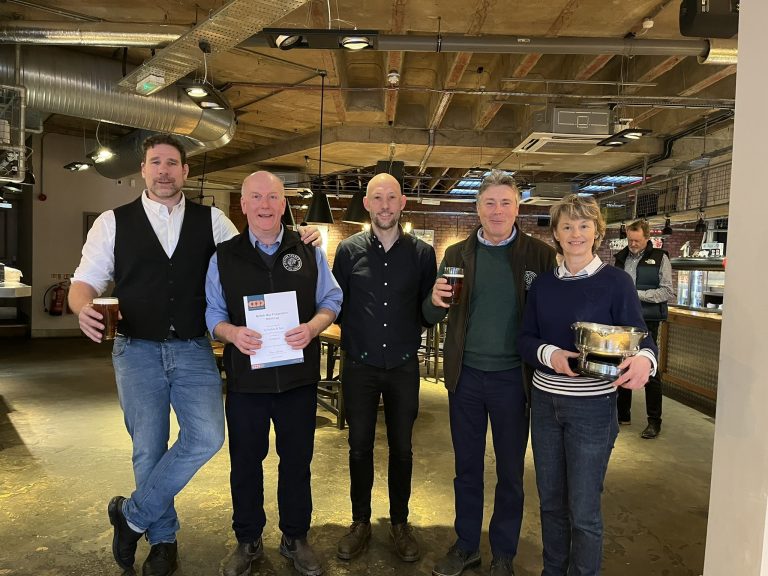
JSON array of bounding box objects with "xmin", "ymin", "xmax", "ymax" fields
[{"xmin": 44, "ymin": 281, "xmax": 69, "ymax": 316}]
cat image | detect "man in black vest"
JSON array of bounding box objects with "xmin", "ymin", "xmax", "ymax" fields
[
  {"xmin": 332, "ymin": 173, "xmax": 437, "ymax": 563},
  {"xmin": 69, "ymin": 135, "xmax": 320, "ymax": 576},
  {"xmin": 614, "ymin": 219, "xmax": 675, "ymax": 439},
  {"xmin": 205, "ymin": 171, "xmax": 342, "ymax": 576}
]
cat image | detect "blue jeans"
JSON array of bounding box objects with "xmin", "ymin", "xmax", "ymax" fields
[
  {"xmin": 449, "ymin": 365, "xmax": 528, "ymax": 558},
  {"xmin": 531, "ymin": 386, "xmax": 619, "ymax": 576},
  {"xmin": 112, "ymin": 335, "xmax": 225, "ymax": 545}
]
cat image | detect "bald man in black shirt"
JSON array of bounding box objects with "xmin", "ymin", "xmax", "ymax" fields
[{"xmin": 332, "ymin": 173, "xmax": 437, "ymax": 564}]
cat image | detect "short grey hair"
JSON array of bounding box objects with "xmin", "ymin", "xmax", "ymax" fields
[{"xmin": 477, "ymin": 169, "xmax": 520, "ymax": 201}]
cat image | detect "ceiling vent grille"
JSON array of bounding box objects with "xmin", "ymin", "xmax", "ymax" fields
[{"xmin": 513, "ymin": 107, "xmax": 613, "ymax": 156}]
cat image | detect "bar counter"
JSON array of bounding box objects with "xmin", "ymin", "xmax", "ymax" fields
[{"xmin": 659, "ymin": 306, "xmax": 721, "ymax": 416}]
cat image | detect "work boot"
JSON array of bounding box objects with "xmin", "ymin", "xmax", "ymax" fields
[
  {"xmin": 390, "ymin": 522, "xmax": 419, "ymax": 562},
  {"xmin": 432, "ymin": 544, "xmax": 481, "ymax": 576},
  {"xmin": 280, "ymin": 535, "xmax": 323, "ymax": 576},
  {"xmin": 489, "ymin": 556, "xmax": 515, "ymax": 576},
  {"xmin": 220, "ymin": 539, "xmax": 263, "ymax": 576},
  {"xmin": 107, "ymin": 495, "xmax": 144, "ymax": 570},
  {"xmin": 143, "ymin": 542, "xmax": 178, "ymax": 576},
  {"xmin": 336, "ymin": 521, "xmax": 371, "ymax": 560},
  {"xmin": 641, "ymin": 420, "xmax": 661, "ymax": 439}
]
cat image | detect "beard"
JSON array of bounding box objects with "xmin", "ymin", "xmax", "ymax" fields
[
  {"xmin": 372, "ymin": 212, "xmax": 399, "ymax": 230},
  {"xmin": 148, "ymin": 179, "xmax": 183, "ymax": 198}
]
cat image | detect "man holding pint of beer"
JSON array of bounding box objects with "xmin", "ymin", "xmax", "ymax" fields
[{"xmin": 423, "ymin": 170, "xmax": 555, "ymax": 576}]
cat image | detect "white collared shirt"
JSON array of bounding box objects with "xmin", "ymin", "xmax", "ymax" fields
[
  {"xmin": 555, "ymin": 254, "xmax": 603, "ymax": 278},
  {"xmin": 476, "ymin": 226, "xmax": 517, "ymax": 247},
  {"xmin": 73, "ymin": 191, "xmax": 238, "ymax": 295}
]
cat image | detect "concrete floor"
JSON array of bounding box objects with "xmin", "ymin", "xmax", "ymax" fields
[{"xmin": 0, "ymin": 338, "xmax": 713, "ymax": 576}]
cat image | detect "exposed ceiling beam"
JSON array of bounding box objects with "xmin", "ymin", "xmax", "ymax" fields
[{"xmin": 428, "ymin": 51, "xmax": 472, "ymax": 129}]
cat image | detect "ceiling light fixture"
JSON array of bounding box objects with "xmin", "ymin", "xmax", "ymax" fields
[
  {"xmin": 282, "ymin": 197, "xmax": 297, "ymax": 228},
  {"xmin": 694, "ymin": 212, "xmax": 707, "ymax": 233},
  {"xmin": 185, "ymin": 85, "xmax": 209, "ymax": 98},
  {"xmin": 275, "ymin": 34, "xmax": 304, "ymax": 50},
  {"xmin": 63, "ymin": 161, "xmax": 93, "ymax": 172},
  {"xmin": 597, "ymin": 128, "xmax": 652, "ymax": 147},
  {"xmin": 619, "ymin": 223, "xmax": 627, "ymax": 239},
  {"xmin": 304, "ymin": 71, "xmax": 334, "ymax": 224},
  {"xmin": 340, "ymin": 35, "xmax": 373, "ymax": 50},
  {"xmin": 342, "ymin": 189, "xmax": 370, "ymax": 225},
  {"xmin": 88, "ymin": 147, "xmax": 115, "ymax": 164},
  {"xmin": 662, "ymin": 217, "xmax": 674, "ymax": 236}
]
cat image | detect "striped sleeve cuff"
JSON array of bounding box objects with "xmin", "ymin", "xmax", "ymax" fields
[
  {"xmin": 636, "ymin": 349, "xmax": 658, "ymax": 377},
  {"xmin": 537, "ymin": 344, "xmax": 560, "ymax": 370}
]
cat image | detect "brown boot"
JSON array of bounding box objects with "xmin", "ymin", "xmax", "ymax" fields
[
  {"xmin": 336, "ymin": 521, "xmax": 371, "ymax": 560},
  {"xmin": 390, "ymin": 522, "xmax": 419, "ymax": 562}
]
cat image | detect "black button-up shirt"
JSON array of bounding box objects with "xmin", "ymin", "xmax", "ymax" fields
[{"xmin": 332, "ymin": 228, "xmax": 437, "ymax": 369}]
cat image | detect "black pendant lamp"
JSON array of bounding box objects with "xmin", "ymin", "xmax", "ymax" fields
[
  {"xmin": 694, "ymin": 213, "xmax": 707, "ymax": 233},
  {"xmin": 282, "ymin": 197, "xmax": 296, "ymax": 228},
  {"xmin": 662, "ymin": 217, "xmax": 673, "ymax": 236},
  {"xmin": 343, "ymin": 189, "xmax": 370, "ymax": 224},
  {"xmin": 618, "ymin": 223, "xmax": 627, "ymax": 239},
  {"xmin": 304, "ymin": 71, "xmax": 334, "ymax": 224}
]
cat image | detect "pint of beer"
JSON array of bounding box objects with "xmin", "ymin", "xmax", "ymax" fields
[
  {"xmin": 442, "ymin": 267, "xmax": 464, "ymax": 305},
  {"xmin": 92, "ymin": 297, "xmax": 119, "ymax": 341}
]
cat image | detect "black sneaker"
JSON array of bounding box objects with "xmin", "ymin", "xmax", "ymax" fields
[
  {"xmin": 107, "ymin": 495, "xmax": 144, "ymax": 570},
  {"xmin": 432, "ymin": 544, "xmax": 481, "ymax": 576},
  {"xmin": 143, "ymin": 542, "xmax": 178, "ymax": 576},
  {"xmin": 490, "ymin": 556, "xmax": 515, "ymax": 576}
]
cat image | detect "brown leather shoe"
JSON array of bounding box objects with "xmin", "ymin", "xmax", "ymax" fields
[
  {"xmin": 336, "ymin": 521, "xmax": 371, "ymax": 560},
  {"xmin": 390, "ymin": 522, "xmax": 420, "ymax": 562},
  {"xmin": 280, "ymin": 535, "xmax": 323, "ymax": 576}
]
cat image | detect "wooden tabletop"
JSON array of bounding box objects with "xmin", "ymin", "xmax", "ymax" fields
[{"xmin": 319, "ymin": 324, "xmax": 341, "ymax": 346}]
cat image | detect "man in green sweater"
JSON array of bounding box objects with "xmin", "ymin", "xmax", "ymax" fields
[{"xmin": 423, "ymin": 170, "xmax": 556, "ymax": 576}]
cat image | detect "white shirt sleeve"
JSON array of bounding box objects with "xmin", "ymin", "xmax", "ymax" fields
[
  {"xmin": 71, "ymin": 210, "xmax": 116, "ymax": 295},
  {"xmin": 211, "ymin": 206, "xmax": 239, "ymax": 244}
]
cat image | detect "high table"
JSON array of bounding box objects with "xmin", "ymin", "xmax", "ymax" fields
[{"xmin": 318, "ymin": 324, "xmax": 345, "ymax": 429}]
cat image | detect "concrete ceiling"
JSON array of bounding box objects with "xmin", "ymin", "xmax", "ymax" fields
[{"xmin": 0, "ymin": 0, "xmax": 737, "ymax": 195}]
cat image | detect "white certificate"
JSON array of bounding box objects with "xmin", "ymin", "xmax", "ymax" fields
[{"xmin": 243, "ymin": 290, "xmax": 304, "ymax": 370}]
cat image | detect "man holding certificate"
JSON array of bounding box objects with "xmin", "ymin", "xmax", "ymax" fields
[{"xmin": 205, "ymin": 171, "xmax": 342, "ymax": 576}]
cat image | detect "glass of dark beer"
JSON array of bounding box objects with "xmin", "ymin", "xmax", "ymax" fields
[
  {"xmin": 442, "ymin": 267, "xmax": 464, "ymax": 305},
  {"xmin": 92, "ymin": 297, "xmax": 119, "ymax": 341}
]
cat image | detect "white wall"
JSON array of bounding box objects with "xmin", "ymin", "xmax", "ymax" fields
[
  {"xmin": 703, "ymin": 2, "xmax": 768, "ymax": 574},
  {"xmin": 29, "ymin": 133, "xmax": 232, "ymax": 337}
]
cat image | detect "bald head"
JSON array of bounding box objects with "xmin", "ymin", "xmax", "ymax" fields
[
  {"xmin": 240, "ymin": 170, "xmax": 286, "ymax": 240},
  {"xmin": 366, "ymin": 172, "xmax": 401, "ymax": 197},
  {"xmin": 364, "ymin": 172, "xmax": 406, "ymax": 233},
  {"xmin": 242, "ymin": 170, "xmax": 285, "ymax": 197}
]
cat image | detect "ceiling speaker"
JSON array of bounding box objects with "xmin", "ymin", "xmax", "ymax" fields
[{"xmin": 679, "ymin": 0, "xmax": 739, "ymax": 39}]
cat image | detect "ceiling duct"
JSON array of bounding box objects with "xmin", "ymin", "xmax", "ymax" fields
[
  {"xmin": 0, "ymin": 45, "xmax": 235, "ymax": 178},
  {"xmin": 513, "ymin": 107, "xmax": 612, "ymax": 156}
]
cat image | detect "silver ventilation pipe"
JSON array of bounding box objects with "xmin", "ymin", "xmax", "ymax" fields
[
  {"xmin": 0, "ymin": 21, "xmax": 189, "ymax": 47},
  {"xmin": 0, "ymin": 45, "xmax": 236, "ymax": 178}
]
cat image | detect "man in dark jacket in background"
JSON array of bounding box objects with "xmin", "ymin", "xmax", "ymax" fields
[{"xmin": 614, "ymin": 219, "xmax": 674, "ymax": 439}]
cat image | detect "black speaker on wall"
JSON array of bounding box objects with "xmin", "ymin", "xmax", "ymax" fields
[
  {"xmin": 679, "ymin": 0, "xmax": 739, "ymax": 39},
  {"xmin": 375, "ymin": 160, "xmax": 405, "ymax": 189}
]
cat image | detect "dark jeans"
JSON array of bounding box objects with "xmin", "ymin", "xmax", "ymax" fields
[
  {"xmin": 449, "ymin": 364, "xmax": 528, "ymax": 558},
  {"xmin": 617, "ymin": 321, "xmax": 662, "ymax": 423},
  {"xmin": 342, "ymin": 356, "xmax": 420, "ymax": 525},
  {"xmin": 225, "ymin": 384, "xmax": 317, "ymax": 542},
  {"xmin": 531, "ymin": 386, "xmax": 619, "ymax": 576}
]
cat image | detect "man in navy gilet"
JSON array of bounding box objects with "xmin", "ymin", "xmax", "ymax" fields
[
  {"xmin": 613, "ymin": 219, "xmax": 674, "ymax": 439},
  {"xmin": 205, "ymin": 171, "xmax": 342, "ymax": 576},
  {"xmin": 69, "ymin": 135, "xmax": 317, "ymax": 576}
]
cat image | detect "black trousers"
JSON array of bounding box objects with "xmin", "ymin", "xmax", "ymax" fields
[
  {"xmin": 617, "ymin": 321, "xmax": 663, "ymax": 423},
  {"xmin": 342, "ymin": 356, "xmax": 420, "ymax": 525},
  {"xmin": 225, "ymin": 384, "xmax": 317, "ymax": 542}
]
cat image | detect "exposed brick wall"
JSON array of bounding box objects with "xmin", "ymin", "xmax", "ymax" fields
[{"xmin": 230, "ymin": 194, "xmax": 708, "ymax": 302}]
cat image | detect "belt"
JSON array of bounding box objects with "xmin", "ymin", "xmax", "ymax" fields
[{"xmin": 165, "ymin": 329, "xmax": 180, "ymax": 340}]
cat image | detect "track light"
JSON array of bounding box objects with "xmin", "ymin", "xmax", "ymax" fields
[
  {"xmin": 340, "ymin": 35, "xmax": 373, "ymax": 50},
  {"xmin": 275, "ymin": 34, "xmax": 303, "ymax": 50},
  {"xmin": 63, "ymin": 161, "xmax": 93, "ymax": 172},
  {"xmin": 185, "ymin": 85, "xmax": 209, "ymax": 98},
  {"xmin": 88, "ymin": 147, "xmax": 115, "ymax": 164},
  {"xmin": 597, "ymin": 128, "xmax": 652, "ymax": 147}
]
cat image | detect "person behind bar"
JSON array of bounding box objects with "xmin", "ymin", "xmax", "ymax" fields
[
  {"xmin": 206, "ymin": 170, "xmax": 341, "ymax": 576},
  {"xmin": 423, "ymin": 169, "xmax": 556, "ymax": 576},
  {"xmin": 69, "ymin": 136, "xmax": 319, "ymax": 576},
  {"xmin": 613, "ymin": 219, "xmax": 674, "ymax": 439},
  {"xmin": 331, "ymin": 173, "xmax": 437, "ymax": 563},
  {"xmin": 518, "ymin": 195, "xmax": 657, "ymax": 576}
]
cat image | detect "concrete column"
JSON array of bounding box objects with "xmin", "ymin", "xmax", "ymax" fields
[{"xmin": 703, "ymin": 2, "xmax": 768, "ymax": 574}]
